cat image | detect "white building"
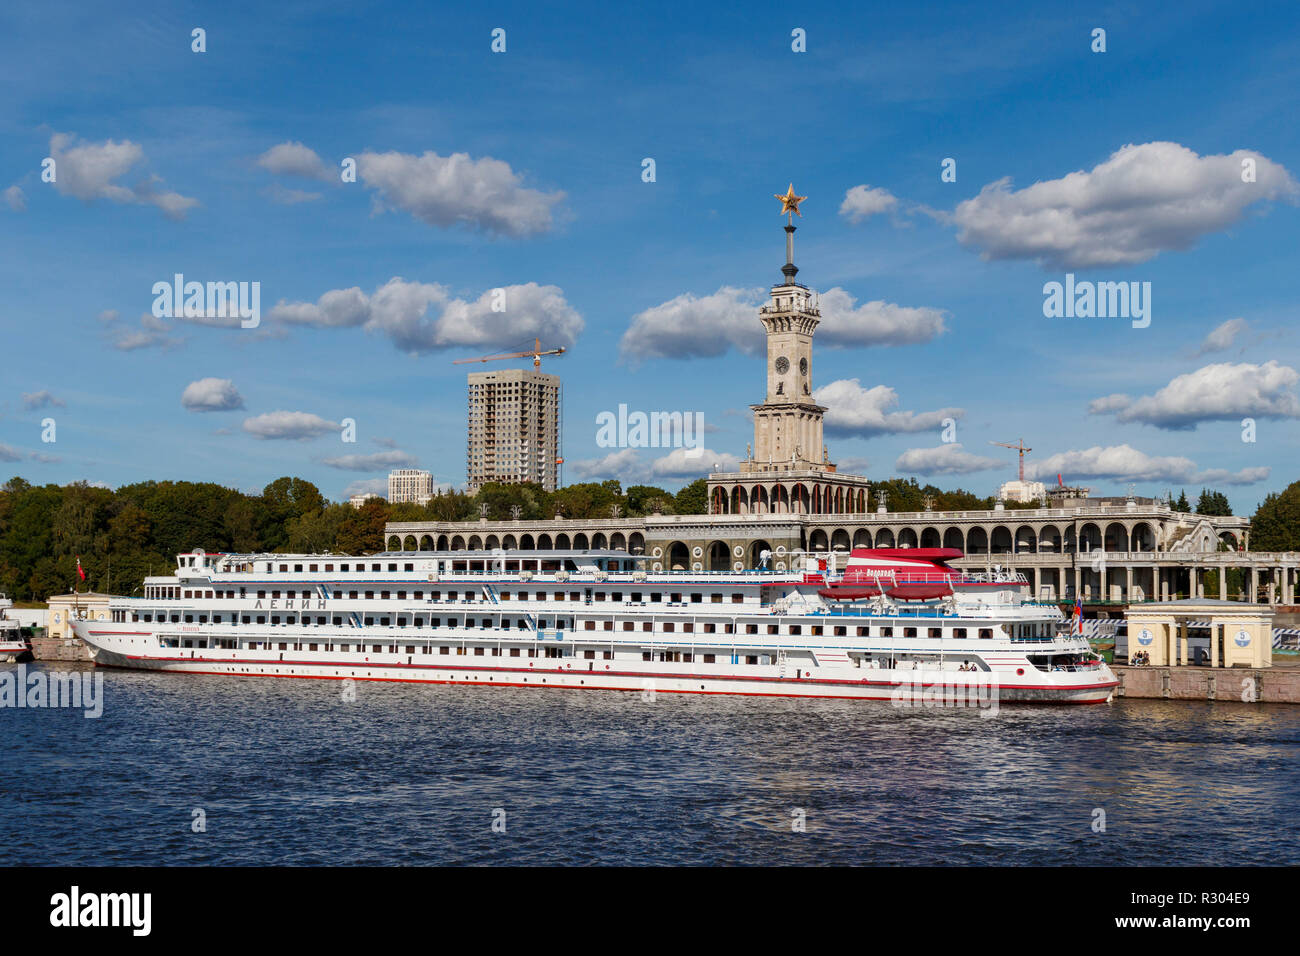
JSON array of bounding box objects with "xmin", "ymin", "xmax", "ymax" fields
[
  {"xmin": 348, "ymin": 492, "xmax": 384, "ymax": 509},
  {"xmin": 388, "ymin": 469, "xmax": 435, "ymax": 505},
  {"xmin": 998, "ymin": 479, "xmax": 1048, "ymax": 503}
]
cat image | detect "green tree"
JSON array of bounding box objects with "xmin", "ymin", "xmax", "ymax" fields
[
  {"xmin": 1250, "ymin": 481, "xmax": 1300, "ymax": 552},
  {"xmin": 1174, "ymin": 489, "xmax": 1191, "ymax": 512},
  {"xmin": 336, "ymin": 499, "xmax": 390, "ymax": 554},
  {"xmin": 1195, "ymin": 488, "xmax": 1232, "ymax": 516},
  {"xmin": 625, "ymin": 485, "xmax": 673, "ymax": 515},
  {"xmin": 674, "ymin": 478, "xmax": 708, "ymax": 515}
]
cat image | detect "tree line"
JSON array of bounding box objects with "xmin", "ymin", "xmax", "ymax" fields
[{"xmin": 2, "ymin": 472, "xmax": 1293, "ymax": 605}]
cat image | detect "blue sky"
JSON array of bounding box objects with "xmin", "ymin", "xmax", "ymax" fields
[{"xmin": 1, "ymin": 0, "xmax": 1297, "ymax": 512}]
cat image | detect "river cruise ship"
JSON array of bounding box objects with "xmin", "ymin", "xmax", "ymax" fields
[
  {"xmin": 0, "ymin": 593, "xmax": 31, "ymax": 662},
  {"xmin": 72, "ymin": 547, "xmax": 1118, "ymax": 703}
]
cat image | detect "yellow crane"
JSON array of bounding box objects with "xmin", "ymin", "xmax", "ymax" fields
[
  {"xmin": 452, "ymin": 337, "xmax": 566, "ymax": 370},
  {"xmin": 989, "ymin": 439, "xmax": 1032, "ymax": 483}
]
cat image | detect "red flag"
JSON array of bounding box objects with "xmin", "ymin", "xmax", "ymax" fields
[{"xmin": 76, "ymin": 556, "xmax": 86, "ymax": 582}]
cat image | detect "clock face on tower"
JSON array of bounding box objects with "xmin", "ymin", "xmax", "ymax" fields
[
  {"xmin": 799, "ymin": 357, "xmax": 808, "ymax": 376},
  {"xmin": 775, "ymin": 356, "xmax": 789, "ymax": 374}
]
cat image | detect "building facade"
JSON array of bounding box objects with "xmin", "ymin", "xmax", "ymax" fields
[
  {"xmin": 388, "ymin": 469, "xmax": 434, "ymax": 505},
  {"xmin": 467, "ymin": 368, "xmax": 560, "ymax": 493}
]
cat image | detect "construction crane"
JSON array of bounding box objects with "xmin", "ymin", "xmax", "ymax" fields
[
  {"xmin": 989, "ymin": 439, "xmax": 1032, "ymax": 482},
  {"xmin": 452, "ymin": 337, "xmax": 566, "ymax": 369}
]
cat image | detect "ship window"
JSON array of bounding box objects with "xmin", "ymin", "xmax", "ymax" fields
[
  {"xmin": 979, "ymin": 628, "xmax": 993, "ymax": 639},
  {"xmin": 325, "ymin": 564, "xmax": 333, "ymax": 572},
  {"xmin": 371, "ymin": 564, "xmax": 380, "ymax": 571},
  {"xmin": 881, "ymin": 627, "xmax": 893, "ymax": 637},
  {"xmin": 349, "ymin": 591, "xmax": 358, "ymax": 599},
  {"xmin": 332, "ymin": 617, "xmax": 342, "ymax": 626},
  {"xmin": 663, "ymin": 623, "xmax": 675, "ymax": 632},
  {"xmin": 683, "ymin": 623, "xmax": 694, "ymax": 633},
  {"xmin": 603, "ymin": 621, "xmax": 613, "ymax": 631},
  {"xmin": 929, "ymin": 628, "xmax": 942, "ymax": 638},
  {"xmin": 584, "ymin": 650, "xmax": 595, "ymax": 659},
  {"xmin": 257, "ymin": 616, "xmax": 266, "ymax": 624},
  {"xmin": 404, "ymin": 564, "xmax": 413, "ymax": 572},
  {"xmin": 746, "ymin": 655, "xmax": 758, "ymax": 665},
  {"xmin": 704, "ymin": 653, "xmax": 716, "ymax": 664},
  {"xmin": 381, "ymin": 591, "xmax": 390, "ymax": 600},
  {"xmin": 272, "ymin": 590, "xmax": 280, "ymax": 599},
  {"xmin": 704, "ymin": 623, "xmax": 716, "ymax": 634},
  {"xmin": 904, "ymin": 627, "xmax": 917, "ymax": 638},
  {"xmin": 271, "ymin": 616, "xmax": 280, "ymax": 624},
  {"xmin": 603, "ymin": 650, "xmax": 613, "ymax": 660},
  {"xmin": 731, "ymin": 594, "xmax": 743, "ymax": 603},
  {"xmin": 440, "ymin": 646, "xmax": 450, "ymax": 655},
  {"xmin": 380, "ymin": 617, "xmax": 390, "ymax": 626},
  {"xmin": 767, "ymin": 625, "xmax": 779, "ymax": 635},
  {"xmin": 584, "ymin": 621, "xmax": 596, "ymax": 631},
  {"xmin": 509, "ymin": 648, "xmax": 520, "ymax": 657},
  {"xmin": 308, "ymin": 643, "xmax": 318, "ymax": 651},
  {"xmin": 365, "ymin": 591, "xmax": 374, "ymax": 600},
  {"xmin": 364, "ymin": 617, "xmax": 374, "ymax": 625},
  {"xmin": 789, "ymin": 625, "xmax": 801, "ymax": 635},
  {"xmin": 341, "ymin": 564, "xmax": 349, "ymax": 571},
  {"xmin": 834, "ymin": 626, "xmax": 846, "ymax": 636},
  {"xmin": 280, "ymin": 565, "xmax": 288, "ymax": 573},
  {"xmin": 670, "ymin": 593, "xmax": 681, "ymax": 602},
  {"xmin": 294, "ymin": 564, "xmax": 303, "ymax": 572},
  {"xmin": 746, "ymin": 624, "xmax": 758, "ymax": 634},
  {"xmin": 405, "ymin": 646, "xmax": 415, "ymax": 654},
  {"xmin": 388, "ymin": 563, "xmax": 398, "ymax": 572},
  {"xmin": 373, "ymin": 644, "xmax": 384, "ymax": 652},
  {"xmin": 555, "ymin": 593, "xmax": 565, "ymax": 601},
  {"xmin": 396, "ymin": 616, "xmax": 407, "ymax": 626},
  {"xmin": 651, "ymin": 593, "xmax": 661, "ymax": 602},
  {"xmin": 711, "ymin": 594, "xmax": 722, "ymax": 603},
  {"xmin": 184, "ymin": 615, "xmax": 194, "ymax": 623},
  {"xmin": 856, "ymin": 626, "xmax": 868, "ymax": 637},
  {"xmin": 642, "ymin": 651, "xmax": 651, "ymax": 661},
  {"xmin": 334, "ymin": 590, "xmax": 343, "ymax": 599},
  {"xmin": 623, "ymin": 622, "xmax": 634, "ymax": 631},
  {"xmin": 594, "ymin": 593, "xmax": 605, "ymax": 601},
  {"xmin": 570, "ymin": 592, "xmax": 580, "ymax": 601},
  {"xmin": 954, "ymin": 628, "xmax": 967, "ymax": 639},
  {"xmin": 641, "ymin": 622, "xmax": 652, "ymax": 632}
]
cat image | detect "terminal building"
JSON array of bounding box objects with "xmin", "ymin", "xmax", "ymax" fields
[{"xmin": 388, "ymin": 191, "xmax": 1294, "ymax": 608}]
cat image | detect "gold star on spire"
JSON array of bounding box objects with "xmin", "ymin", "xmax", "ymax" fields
[{"xmin": 775, "ymin": 183, "xmax": 807, "ymax": 217}]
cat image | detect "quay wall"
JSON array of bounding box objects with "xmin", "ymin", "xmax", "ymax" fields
[
  {"xmin": 30, "ymin": 636, "xmax": 93, "ymax": 663},
  {"xmin": 1112, "ymin": 665, "xmax": 1300, "ymax": 704}
]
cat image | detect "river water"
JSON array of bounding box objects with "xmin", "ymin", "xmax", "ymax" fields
[{"xmin": 2, "ymin": 662, "xmax": 1296, "ymax": 865}]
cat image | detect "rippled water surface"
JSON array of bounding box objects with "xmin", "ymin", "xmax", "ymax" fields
[{"xmin": 2, "ymin": 662, "xmax": 1297, "ymax": 865}]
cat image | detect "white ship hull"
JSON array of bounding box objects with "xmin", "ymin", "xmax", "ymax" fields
[{"xmin": 76, "ymin": 623, "xmax": 1117, "ymax": 704}]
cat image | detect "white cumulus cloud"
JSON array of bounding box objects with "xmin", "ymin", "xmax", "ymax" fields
[
  {"xmin": 1025, "ymin": 444, "xmax": 1266, "ymax": 486},
  {"xmin": 181, "ymin": 378, "xmax": 245, "ymax": 412},
  {"xmin": 267, "ymin": 278, "xmax": 583, "ymax": 355},
  {"xmin": 49, "ymin": 132, "xmax": 199, "ymax": 220},
  {"xmin": 257, "ymin": 141, "xmax": 332, "ymax": 182},
  {"xmin": 895, "ymin": 444, "xmax": 1002, "ymax": 476},
  {"xmin": 1194, "ymin": 317, "xmax": 1249, "ymax": 356},
  {"xmin": 952, "ymin": 142, "xmax": 1297, "ymax": 269},
  {"xmin": 321, "ymin": 450, "xmax": 419, "ymax": 471},
  {"xmin": 1089, "ymin": 361, "xmax": 1300, "ymax": 429},
  {"xmin": 814, "ymin": 379, "xmax": 962, "ymax": 437},
  {"xmin": 839, "ymin": 184, "xmax": 898, "ymax": 223},
  {"xmin": 358, "ymin": 149, "xmax": 564, "ymax": 237},
  {"xmin": 242, "ymin": 411, "xmax": 339, "ymax": 441}
]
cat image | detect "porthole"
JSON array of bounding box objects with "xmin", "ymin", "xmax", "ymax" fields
[
  {"xmin": 733, "ymin": 562, "xmax": 744, "ymax": 571},
  {"xmin": 692, "ymin": 562, "xmax": 703, "ymax": 571},
  {"xmin": 733, "ymin": 545, "xmax": 744, "ymax": 557},
  {"xmin": 692, "ymin": 546, "xmax": 703, "ymax": 558},
  {"xmin": 652, "ymin": 546, "xmax": 663, "ymax": 558}
]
